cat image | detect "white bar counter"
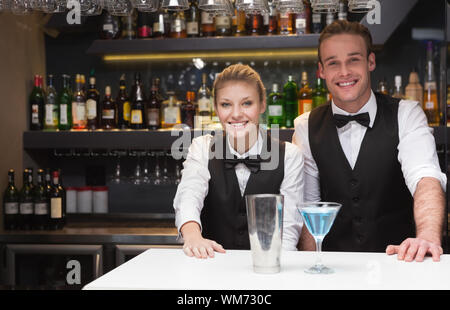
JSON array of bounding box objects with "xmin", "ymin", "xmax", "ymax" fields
[{"xmin": 83, "ymin": 248, "xmax": 450, "ymax": 290}]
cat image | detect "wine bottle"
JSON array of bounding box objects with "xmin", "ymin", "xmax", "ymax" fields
[
  {"xmin": 86, "ymin": 75, "xmax": 100, "ymax": 130},
  {"xmin": 312, "ymin": 69, "xmax": 328, "ymax": 109},
  {"xmin": 44, "ymin": 74, "xmax": 59, "ymax": 131},
  {"xmin": 19, "ymin": 169, "xmax": 34, "ymax": 230},
  {"xmin": 170, "ymin": 11, "xmax": 187, "ymax": 38},
  {"xmin": 130, "ymin": 73, "xmax": 146, "ymax": 129},
  {"xmin": 423, "ymin": 41, "xmax": 440, "ymax": 126},
  {"xmin": 298, "ymin": 71, "xmax": 313, "ymax": 115},
  {"xmin": 147, "ymin": 78, "xmax": 162, "ymax": 130},
  {"xmin": 137, "ymin": 11, "xmax": 153, "ymax": 38},
  {"xmin": 201, "ymin": 11, "xmax": 215, "ymax": 37},
  {"xmin": 196, "ymin": 73, "xmax": 212, "ymax": 129},
  {"xmin": 267, "ymin": 83, "xmax": 286, "ymax": 128},
  {"xmin": 101, "ymin": 86, "xmax": 117, "ymax": 130},
  {"xmin": 99, "ymin": 10, "xmax": 120, "ymax": 39},
  {"xmin": 30, "ymin": 74, "xmax": 45, "ymax": 131},
  {"xmin": 33, "ymin": 169, "xmax": 49, "ymax": 230},
  {"xmin": 117, "ymin": 74, "xmax": 131, "ymax": 129},
  {"xmin": 72, "ymin": 74, "xmax": 87, "ymax": 130},
  {"xmin": 58, "ymin": 74, "xmax": 73, "ymax": 131},
  {"xmin": 186, "ymin": 0, "xmax": 200, "ymax": 38},
  {"xmin": 49, "ymin": 170, "xmax": 66, "ymax": 230},
  {"xmin": 283, "ymin": 75, "xmax": 298, "ymax": 128},
  {"xmin": 181, "ymin": 91, "xmax": 196, "ymax": 128},
  {"xmin": 3, "ymin": 169, "xmax": 19, "ymax": 230}
]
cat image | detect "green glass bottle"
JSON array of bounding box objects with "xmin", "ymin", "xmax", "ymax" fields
[
  {"xmin": 19, "ymin": 169, "xmax": 34, "ymax": 230},
  {"xmin": 267, "ymin": 83, "xmax": 285, "ymax": 128},
  {"xmin": 312, "ymin": 69, "xmax": 328, "ymax": 109},
  {"xmin": 3, "ymin": 169, "xmax": 19, "ymax": 230},
  {"xmin": 58, "ymin": 74, "xmax": 73, "ymax": 130},
  {"xmin": 44, "ymin": 75, "xmax": 59, "ymax": 131},
  {"xmin": 29, "ymin": 75, "xmax": 45, "ymax": 131},
  {"xmin": 33, "ymin": 169, "xmax": 49, "ymax": 230},
  {"xmin": 283, "ymin": 75, "xmax": 298, "ymax": 128}
]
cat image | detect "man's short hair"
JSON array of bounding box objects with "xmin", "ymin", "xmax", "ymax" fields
[{"xmin": 318, "ymin": 20, "xmax": 373, "ymax": 64}]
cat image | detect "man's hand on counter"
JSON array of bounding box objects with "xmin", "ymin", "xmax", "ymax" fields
[
  {"xmin": 385, "ymin": 238, "xmax": 443, "ymax": 262},
  {"xmin": 180, "ymin": 221, "xmax": 226, "ymax": 259}
]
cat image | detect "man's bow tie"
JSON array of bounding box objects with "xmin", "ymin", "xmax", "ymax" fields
[
  {"xmin": 333, "ymin": 112, "xmax": 370, "ymax": 128},
  {"xmin": 224, "ymin": 156, "xmax": 263, "ymax": 173}
]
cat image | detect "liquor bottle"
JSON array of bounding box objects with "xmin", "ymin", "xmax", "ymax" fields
[
  {"xmin": 312, "ymin": 69, "xmax": 328, "ymax": 109},
  {"xmin": 19, "ymin": 169, "xmax": 33, "ymax": 230},
  {"xmin": 186, "ymin": 0, "xmax": 200, "ymax": 37},
  {"xmin": 267, "ymin": 0, "xmax": 278, "ymax": 35},
  {"xmin": 130, "ymin": 73, "xmax": 146, "ymax": 129},
  {"xmin": 86, "ymin": 75, "xmax": 100, "ymax": 130},
  {"xmin": 295, "ymin": 5, "xmax": 309, "ymax": 35},
  {"xmin": 267, "ymin": 83, "xmax": 285, "ymax": 128},
  {"xmin": 247, "ymin": 13, "xmax": 263, "ymax": 35},
  {"xmin": 121, "ymin": 9, "xmax": 137, "ymax": 39},
  {"xmin": 116, "ymin": 74, "xmax": 131, "ymax": 129},
  {"xmin": 147, "ymin": 78, "xmax": 162, "ymax": 130},
  {"xmin": 377, "ymin": 78, "xmax": 389, "ymax": 95},
  {"xmin": 181, "ymin": 91, "xmax": 196, "ymax": 128},
  {"xmin": 44, "ymin": 74, "xmax": 59, "ymax": 131},
  {"xmin": 58, "ymin": 74, "xmax": 73, "ymax": 131},
  {"xmin": 161, "ymin": 91, "xmax": 181, "ymax": 129},
  {"xmin": 99, "ymin": 10, "xmax": 120, "ymax": 39},
  {"xmin": 72, "ymin": 74, "xmax": 87, "ymax": 130},
  {"xmin": 80, "ymin": 74, "xmax": 86, "ymax": 97},
  {"xmin": 153, "ymin": 8, "xmax": 168, "ymax": 38},
  {"xmin": 3, "ymin": 169, "xmax": 19, "ymax": 230},
  {"xmin": 137, "ymin": 11, "xmax": 152, "ymax": 38},
  {"xmin": 29, "ymin": 74, "xmax": 45, "ymax": 131},
  {"xmin": 303, "ymin": 0, "xmax": 311, "ymax": 33},
  {"xmin": 235, "ymin": 7, "xmax": 246, "ymax": 36},
  {"xmin": 392, "ymin": 75, "xmax": 404, "ymax": 99},
  {"xmin": 33, "ymin": 169, "xmax": 49, "ymax": 230},
  {"xmin": 170, "ymin": 11, "xmax": 187, "ymax": 38},
  {"xmin": 338, "ymin": 0, "xmax": 348, "ymax": 21},
  {"xmin": 325, "ymin": 11, "xmax": 336, "ymax": 26},
  {"xmin": 215, "ymin": 12, "xmax": 232, "ymax": 36},
  {"xmin": 298, "ymin": 71, "xmax": 313, "ymax": 115},
  {"xmin": 208, "ymin": 61, "xmax": 220, "ymax": 86},
  {"xmin": 283, "ymin": 75, "xmax": 298, "ymax": 128},
  {"xmin": 49, "ymin": 170, "xmax": 65, "ymax": 230},
  {"xmin": 405, "ymin": 70, "xmax": 423, "ymax": 105},
  {"xmin": 311, "ymin": 11, "xmax": 323, "ymax": 33},
  {"xmin": 279, "ymin": 12, "xmax": 295, "ymax": 35},
  {"xmin": 423, "ymin": 41, "xmax": 440, "ymax": 126},
  {"xmin": 201, "ymin": 10, "xmax": 215, "ymax": 37},
  {"xmin": 196, "ymin": 73, "xmax": 212, "ymax": 128},
  {"xmin": 101, "ymin": 86, "xmax": 117, "ymax": 130}
]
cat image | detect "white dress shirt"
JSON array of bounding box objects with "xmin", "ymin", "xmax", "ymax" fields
[
  {"xmin": 173, "ymin": 130, "xmax": 304, "ymax": 251},
  {"xmin": 293, "ymin": 90, "xmax": 447, "ymax": 203}
]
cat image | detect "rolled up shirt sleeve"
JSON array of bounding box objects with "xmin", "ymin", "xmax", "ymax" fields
[
  {"xmin": 280, "ymin": 142, "xmax": 305, "ymax": 251},
  {"xmin": 397, "ymin": 100, "xmax": 447, "ymax": 195},
  {"xmin": 173, "ymin": 135, "xmax": 212, "ymax": 239}
]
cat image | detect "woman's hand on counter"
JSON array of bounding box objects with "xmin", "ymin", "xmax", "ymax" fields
[{"xmin": 180, "ymin": 221, "xmax": 226, "ymax": 259}]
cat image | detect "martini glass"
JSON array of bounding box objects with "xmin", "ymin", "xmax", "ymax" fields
[{"xmin": 298, "ymin": 202, "xmax": 341, "ymax": 274}]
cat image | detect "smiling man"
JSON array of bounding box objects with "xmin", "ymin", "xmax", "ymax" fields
[{"xmin": 293, "ymin": 20, "xmax": 447, "ymax": 262}]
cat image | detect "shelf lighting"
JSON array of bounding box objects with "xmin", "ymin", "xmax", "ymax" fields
[{"xmin": 102, "ymin": 48, "xmax": 318, "ymax": 62}]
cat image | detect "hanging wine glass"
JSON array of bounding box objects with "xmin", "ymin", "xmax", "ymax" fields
[
  {"xmin": 130, "ymin": 0, "xmax": 159, "ymax": 12},
  {"xmin": 105, "ymin": 0, "xmax": 133, "ymax": 16},
  {"xmin": 235, "ymin": 0, "xmax": 269, "ymax": 15},
  {"xmin": 310, "ymin": 0, "xmax": 338, "ymax": 13},
  {"xmin": 348, "ymin": 0, "xmax": 374, "ymax": 13},
  {"xmin": 10, "ymin": 0, "xmax": 32, "ymax": 15},
  {"xmin": 275, "ymin": 0, "xmax": 304, "ymax": 14},
  {"xmin": 0, "ymin": 0, "xmax": 11, "ymax": 11},
  {"xmin": 161, "ymin": 0, "xmax": 189, "ymax": 11},
  {"xmin": 80, "ymin": 0, "xmax": 103, "ymax": 15}
]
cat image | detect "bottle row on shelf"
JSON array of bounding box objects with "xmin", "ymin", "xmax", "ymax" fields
[
  {"xmin": 100, "ymin": 0, "xmax": 349, "ymax": 40},
  {"xmin": 3, "ymin": 168, "xmax": 66, "ymax": 231}
]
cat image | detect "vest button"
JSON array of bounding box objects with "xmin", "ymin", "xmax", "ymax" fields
[
  {"xmin": 350, "ymin": 179, "xmax": 358, "ymax": 187},
  {"xmin": 352, "ymin": 197, "xmax": 360, "ymax": 203},
  {"xmin": 238, "ymin": 230, "xmax": 244, "ymax": 235}
]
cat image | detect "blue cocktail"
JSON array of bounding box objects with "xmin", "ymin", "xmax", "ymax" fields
[{"xmin": 298, "ymin": 202, "xmax": 341, "ymax": 274}]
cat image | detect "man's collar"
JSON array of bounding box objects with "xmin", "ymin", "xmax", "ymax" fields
[{"xmin": 331, "ymin": 90, "xmax": 376, "ymax": 128}]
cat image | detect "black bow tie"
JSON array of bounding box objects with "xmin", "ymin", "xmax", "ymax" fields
[
  {"xmin": 333, "ymin": 112, "xmax": 370, "ymax": 128},
  {"xmin": 224, "ymin": 156, "xmax": 262, "ymax": 173}
]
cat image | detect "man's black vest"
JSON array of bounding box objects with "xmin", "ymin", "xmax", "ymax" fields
[
  {"xmin": 201, "ymin": 132, "xmax": 285, "ymax": 250},
  {"xmin": 308, "ymin": 92, "xmax": 415, "ymax": 252}
]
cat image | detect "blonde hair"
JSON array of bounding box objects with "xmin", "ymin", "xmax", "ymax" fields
[{"xmin": 212, "ymin": 64, "xmax": 266, "ymax": 106}]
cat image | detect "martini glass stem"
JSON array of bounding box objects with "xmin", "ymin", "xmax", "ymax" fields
[{"xmin": 315, "ymin": 238, "xmax": 323, "ymax": 268}]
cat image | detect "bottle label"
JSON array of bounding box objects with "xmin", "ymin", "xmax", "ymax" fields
[
  {"xmin": 131, "ymin": 110, "xmax": 143, "ymax": 124},
  {"xmin": 295, "ymin": 18, "xmax": 306, "ymax": 32},
  {"xmin": 268, "ymin": 105, "xmax": 283, "ymax": 117},
  {"xmin": 123, "ymin": 101, "xmax": 131, "ymax": 122},
  {"xmin": 198, "ymin": 97, "xmax": 211, "ymax": 112},
  {"xmin": 103, "ymin": 24, "xmax": 113, "ymax": 31},
  {"xmin": 312, "ymin": 13, "xmax": 321, "ymax": 24},
  {"xmin": 73, "ymin": 102, "xmax": 87, "ymax": 124},
  {"xmin": 60, "ymin": 104, "xmax": 68, "ymax": 125},
  {"xmin": 86, "ymin": 99, "xmax": 97, "ymax": 120},
  {"xmin": 51, "ymin": 197, "xmax": 62, "ymax": 219},
  {"xmin": 4, "ymin": 202, "xmax": 19, "ymax": 215},
  {"xmin": 20, "ymin": 202, "xmax": 33, "ymax": 215},
  {"xmin": 148, "ymin": 108, "xmax": 160, "ymax": 126},
  {"xmin": 34, "ymin": 202, "xmax": 48, "ymax": 215},
  {"xmin": 425, "ymin": 101, "xmax": 435, "ymax": 110},
  {"xmin": 102, "ymin": 109, "xmax": 115, "ymax": 119},
  {"xmin": 186, "ymin": 21, "xmax": 199, "ymax": 35},
  {"xmin": 164, "ymin": 106, "xmax": 178, "ymax": 124},
  {"xmin": 215, "ymin": 16, "xmax": 230, "ymax": 28},
  {"xmin": 202, "ymin": 11, "xmax": 214, "ymax": 24},
  {"xmin": 31, "ymin": 104, "xmax": 39, "ymax": 124},
  {"xmin": 171, "ymin": 19, "xmax": 186, "ymax": 33},
  {"xmin": 45, "ymin": 104, "xmax": 56, "ymax": 125},
  {"xmin": 301, "ymin": 99, "xmax": 313, "ymax": 114}
]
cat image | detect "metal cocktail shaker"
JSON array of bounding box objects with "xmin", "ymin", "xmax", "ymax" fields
[{"xmin": 245, "ymin": 194, "xmax": 284, "ymax": 274}]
